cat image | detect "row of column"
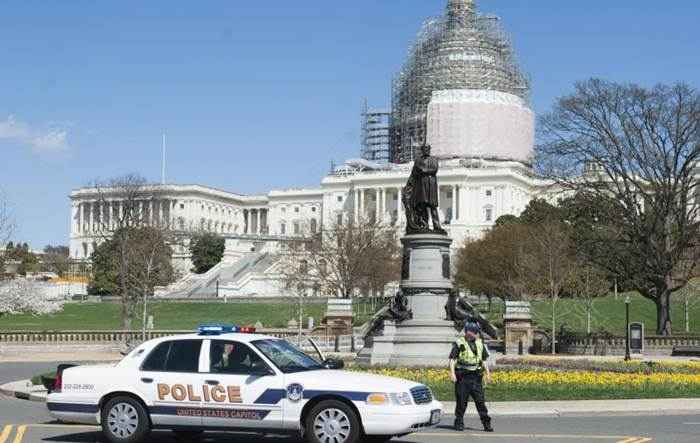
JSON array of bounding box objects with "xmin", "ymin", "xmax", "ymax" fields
[
  {"xmin": 243, "ymin": 208, "xmax": 268, "ymax": 235},
  {"xmin": 72, "ymin": 199, "xmax": 172, "ymax": 235},
  {"xmin": 352, "ymin": 184, "xmax": 461, "ymax": 224}
]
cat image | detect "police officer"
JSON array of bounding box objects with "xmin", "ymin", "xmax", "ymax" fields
[{"xmin": 449, "ymin": 321, "xmax": 493, "ymax": 432}]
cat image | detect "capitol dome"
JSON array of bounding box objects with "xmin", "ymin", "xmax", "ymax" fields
[{"xmin": 390, "ymin": 0, "xmax": 533, "ymax": 164}]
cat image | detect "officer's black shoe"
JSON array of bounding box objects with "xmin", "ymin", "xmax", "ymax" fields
[
  {"xmin": 453, "ymin": 420, "xmax": 464, "ymax": 431},
  {"xmin": 483, "ymin": 422, "xmax": 494, "ymax": 433}
]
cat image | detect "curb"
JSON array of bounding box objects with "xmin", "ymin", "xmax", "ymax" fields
[{"xmin": 0, "ymin": 380, "xmax": 47, "ymax": 403}]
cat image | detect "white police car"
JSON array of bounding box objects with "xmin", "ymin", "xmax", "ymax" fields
[{"xmin": 47, "ymin": 324, "xmax": 442, "ymax": 443}]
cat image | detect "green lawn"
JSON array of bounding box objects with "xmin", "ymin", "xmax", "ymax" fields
[
  {"xmin": 478, "ymin": 292, "xmax": 700, "ymax": 336},
  {"xmin": 0, "ymin": 302, "xmax": 328, "ymax": 331}
]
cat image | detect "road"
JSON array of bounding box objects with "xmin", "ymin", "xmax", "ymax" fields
[{"xmin": 2, "ymin": 363, "xmax": 699, "ymax": 443}]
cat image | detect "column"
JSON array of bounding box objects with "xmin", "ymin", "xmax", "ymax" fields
[
  {"xmin": 359, "ymin": 189, "xmax": 365, "ymax": 220},
  {"xmin": 257, "ymin": 209, "xmax": 262, "ymax": 235},
  {"xmin": 397, "ymin": 187, "xmax": 403, "ymax": 224},
  {"xmin": 244, "ymin": 210, "xmax": 249, "ymax": 234},
  {"xmin": 375, "ymin": 189, "xmax": 380, "ymax": 222},
  {"xmin": 456, "ymin": 186, "xmax": 460, "ymax": 221},
  {"xmin": 354, "ymin": 189, "xmax": 359, "ymax": 221},
  {"xmin": 452, "ymin": 185, "xmax": 457, "ymax": 224}
]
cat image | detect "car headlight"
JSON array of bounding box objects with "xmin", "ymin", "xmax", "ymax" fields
[{"xmin": 390, "ymin": 392, "xmax": 413, "ymax": 406}]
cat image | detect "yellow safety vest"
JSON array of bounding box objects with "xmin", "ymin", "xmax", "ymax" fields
[{"xmin": 456, "ymin": 337, "xmax": 484, "ymax": 371}]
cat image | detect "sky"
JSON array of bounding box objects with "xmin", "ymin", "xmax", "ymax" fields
[{"xmin": 0, "ymin": 0, "xmax": 698, "ymax": 249}]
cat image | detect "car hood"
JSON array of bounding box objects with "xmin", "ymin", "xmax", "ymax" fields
[{"xmin": 287, "ymin": 370, "xmax": 422, "ymax": 393}]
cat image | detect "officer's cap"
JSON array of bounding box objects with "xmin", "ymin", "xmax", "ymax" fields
[{"xmin": 464, "ymin": 321, "xmax": 481, "ymax": 334}]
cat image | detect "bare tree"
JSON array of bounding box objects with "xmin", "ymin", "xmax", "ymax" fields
[
  {"xmin": 279, "ymin": 217, "xmax": 400, "ymax": 299},
  {"xmin": 568, "ymin": 263, "xmax": 611, "ymax": 335},
  {"xmin": 537, "ymin": 79, "xmax": 700, "ymax": 335},
  {"xmin": 91, "ymin": 174, "xmax": 175, "ymax": 331},
  {"xmin": 0, "ymin": 191, "xmax": 14, "ymax": 248},
  {"xmin": 522, "ymin": 222, "xmax": 577, "ymax": 354}
]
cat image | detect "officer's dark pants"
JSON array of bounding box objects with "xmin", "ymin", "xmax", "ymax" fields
[{"xmin": 454, "ymin": 371, "xmax": 491, "ymax": 426}]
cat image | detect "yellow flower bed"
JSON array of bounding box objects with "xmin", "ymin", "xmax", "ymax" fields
[{"xmin": 360, "ymin": 368, "xmax": 700, "ymax": 387}]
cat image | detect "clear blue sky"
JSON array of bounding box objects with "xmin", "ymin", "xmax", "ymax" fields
[{"xmin": 1, "ymin": 0, "xmax": 698, "ymax": 249}]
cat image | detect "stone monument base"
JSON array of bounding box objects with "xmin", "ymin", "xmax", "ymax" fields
[
  {"xmin": 355, "ymin": 319, "xmax": 460, "ymax": 367},
  {"xmin": 357, "ymin": 232, "xmax": 460, "ymax": 367}
]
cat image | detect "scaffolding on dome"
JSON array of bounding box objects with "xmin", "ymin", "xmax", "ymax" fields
[
  {"xmin": 390, "ymin": 0, "xmax": 530, "ymax": 163},
  {"xmin": 361, "ymin": 99, "xmax": 391, "ymax": 163}
]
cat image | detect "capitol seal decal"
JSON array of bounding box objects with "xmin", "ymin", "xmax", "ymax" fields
[{"xmin": 286, "ymin": 383, "xmax": 304, "ymax": 402}]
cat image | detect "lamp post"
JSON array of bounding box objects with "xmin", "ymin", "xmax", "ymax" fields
[{"xmin": 625, "ymin": 295, "xmax": 631, "ymax": 361}]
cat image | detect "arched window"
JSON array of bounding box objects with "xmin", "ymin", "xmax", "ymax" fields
[{"xmin": 310, "ymin": 218, "xmax": 318, "ymax": 234}]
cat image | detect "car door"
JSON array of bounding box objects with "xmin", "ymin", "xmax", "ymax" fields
[
  {"xmin": 139, "ymin": 339, "xmax": 206, "ymax": 427},
  {"xmin": 200, "ymin": 339, "xmax": 284, "ymax": 430}
]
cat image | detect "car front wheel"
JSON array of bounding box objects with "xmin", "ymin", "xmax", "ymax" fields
[
  {"xmin": 101, "ymin": 396, "xmax": 150, "ymax": 443},
  {"xmin": 305, "ymin": 399, "xmax": 360, "ymax": 443}
]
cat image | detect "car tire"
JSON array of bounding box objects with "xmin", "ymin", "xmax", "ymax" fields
[
  {"xmin": 363, "ymin": 435, "xmax": 393, "ymax": 443},
  {"xmin": 305, "ymin": 399, "xmax": 360, "ymax": 443},
  {"xmin": 101, "ymin": 396, "xmax": 150, "ymax": 443}
]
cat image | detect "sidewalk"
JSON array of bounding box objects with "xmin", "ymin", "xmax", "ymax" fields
[{"xmin": 3, "ymin": 378, "xmax": 700, "ymax": 417}]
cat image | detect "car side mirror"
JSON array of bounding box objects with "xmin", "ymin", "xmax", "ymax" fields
[{"xmin": 323, "ymin": 358, "xmax": 344, "ymax": 370}]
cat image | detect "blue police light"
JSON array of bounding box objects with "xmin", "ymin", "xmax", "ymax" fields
[{"xmin": 197, "ymin": 324, "xmax": 238, "ymax": 335}]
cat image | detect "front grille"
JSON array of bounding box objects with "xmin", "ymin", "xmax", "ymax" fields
[{"xmin": 410, "ymin": 386, "xmax": 433, "ymax": 405}]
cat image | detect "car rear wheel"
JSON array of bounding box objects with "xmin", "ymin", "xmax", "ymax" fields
[
  {"xmin": 101, "ymin": 396, "xmax": 150, "ymax": 443},
  {"xmin": 305, "ymin": 399, "xmax": 360, "ymax": 443}
]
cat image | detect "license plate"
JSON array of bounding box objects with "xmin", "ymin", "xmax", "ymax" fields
[{"xmin": 430, "ymin": 409, "xmax": 441, "ymax": 425}]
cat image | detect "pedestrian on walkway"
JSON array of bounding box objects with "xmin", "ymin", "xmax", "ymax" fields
[{"xmin": 449, "ymin": 321, "xmax": 493, "ymax": 432}]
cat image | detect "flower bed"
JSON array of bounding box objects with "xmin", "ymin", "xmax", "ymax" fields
[{"xmin": 354, "ymin": 361, "xmax": 700, "ymax": 402}]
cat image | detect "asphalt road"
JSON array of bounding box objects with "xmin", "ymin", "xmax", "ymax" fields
[{"xmin": 2, "ymin": 363, "xmax": 699, "ymax": 443}]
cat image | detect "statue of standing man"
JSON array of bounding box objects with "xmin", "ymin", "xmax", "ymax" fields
[{"xmin": 403, "ymin": 144, "xmax": 446, "ymax": 235}]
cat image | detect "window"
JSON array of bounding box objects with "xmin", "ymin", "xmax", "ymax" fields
[
  {"xmin": 337, "ymin": 213, "xmax": 343, "ymax": 225},
  {"xmin": 293, "ymin": 222, "xmax": 300, "ymax": 235},
  {"xmin": 337, "ymin": 196, "xmax": 343, "ymax": 202},
  {"xmin": 485, "ymin": 206, "xmax": 493, "ymax": 222},
  {"xmin": 311, "ymin": 207, "xmax": 316, "ymax": 213},
  {"xmin": 294, "ymin": 207, "xmax": 300, "ymax": 213},
  {"xmin": 210, "ymin": 340, "xmax": 269, "ymax": 375},
  {"xmin": 485, "ymin": 190, "xmax": 493, "ymax": 197},
  {"xmin": 142, "ymin": 340, "xmax": 202, "ymax": 373},
  {"xmin": 252, "ymin": 339, "xmax": 322, "ymax": 373},
  {"xmin": 281, "ymin": 207, "xmax": 286, "ymax": 213},
  {"xmin": 180, "ymin": 203, "xmax": 185, "ymax": 210},
  {"xmin": 280, "ymin": 223, "xmax": 286, "ymax": 235},
  {"xmin": 310, "ymin": 218, "xmax": 318, "ymax": 234}
]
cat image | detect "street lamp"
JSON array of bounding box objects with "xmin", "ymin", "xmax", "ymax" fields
[{"xmin": 625, "ymin": 295, "xmax": 631, "ymax": 361}]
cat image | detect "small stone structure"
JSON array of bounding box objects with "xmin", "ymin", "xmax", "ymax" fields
[
  {"xmin": 322, "ymin": 299, "xmax": 354, "ymax": 335},
  {"xmin": 503, "ymin": 301, "xmax": 533, "ymax": 355}
]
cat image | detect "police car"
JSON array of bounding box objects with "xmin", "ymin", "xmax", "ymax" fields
[{"xmin": 47, "ymin": 325, "xmax": 442, "ymax": 443}]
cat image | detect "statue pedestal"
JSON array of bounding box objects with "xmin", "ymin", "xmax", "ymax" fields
[
  {"xmin": 504, "ymin": 301, "xmax": 533, "ymax": 355},
  {"xmin": 357, "ymin": 233, "xmax": 460, "ymax": 367}
]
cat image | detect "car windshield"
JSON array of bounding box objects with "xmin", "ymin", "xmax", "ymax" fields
[{"xmin": 252, "ymin": 339, "xmax": 323, "ymax": 373}]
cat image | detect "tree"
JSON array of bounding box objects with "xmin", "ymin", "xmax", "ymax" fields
[
  {"xmin": 88, "ymin": 226, "xmax": 174, "ymax": 323},
  {"xmin": 42, "ymin": 245, "xmax": 70, "ymax": 276},
  {"xmin": 521, "ymin": 222, "xmax": 577, "ymax": 354},
  {"xmin": 454, "ymin": 223, "xmax": 530, "ymax": 304},
  {"xmin": 0, "ymin": 279, "xmax": 64, "ymax": 316},
  {"xmin": 567, "ymin": 263, "xmax": 611, "ymax": 334},
  {"xmin": 91, "ymin": 174, "xmax": 175, "ymax": 330},
  {"xmin": 279, "ymin": 217, "xmax": 400, "ymax": 299},
  {"xmin": 537, "ymin": 79, "xmax": 700, "ymax": 335},
  {"xmin": 189, "ymin": 232, "xmax": 225, "ymax": 274}
]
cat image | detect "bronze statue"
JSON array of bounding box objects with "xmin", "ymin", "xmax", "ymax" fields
[{"xmin": 403, "ymin": 144, "xmax": 446, "ymax": 234}]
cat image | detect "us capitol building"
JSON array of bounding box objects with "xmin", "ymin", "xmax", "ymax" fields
[{"xmin": 68, "ymin": 0, "xmax": 548, "ymax": 298}]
